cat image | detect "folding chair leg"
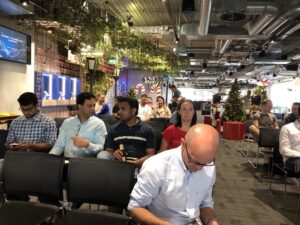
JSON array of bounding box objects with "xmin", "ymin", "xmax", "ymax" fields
[
  {"xmin": 284, "ymin": 174, "xmax": 287, "ymax": 200},
  {"xmin": 269, "ymin": 162, "xmax": 274, "ymax": 190}
]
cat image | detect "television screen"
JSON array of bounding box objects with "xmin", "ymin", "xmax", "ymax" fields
[{"xmin": 0, "ymin": 25, "xmax": 31, "ymax": 64}]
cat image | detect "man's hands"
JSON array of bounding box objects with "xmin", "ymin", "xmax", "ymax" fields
[
  {"xmin": 8, "ymin": 141, "xmax": 31, "ymax": 151},
  {"xmin": 71, "ymin": 136, "xmax": 89, "ymax": 148},
  {"xmin": 112, "ymin": 149, "xmax": 124, "ymax": 160}
]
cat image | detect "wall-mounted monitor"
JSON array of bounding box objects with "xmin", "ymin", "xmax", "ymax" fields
[{"xmin": 0, "ymin": 25, "xmax": 31, "ymax": 64}]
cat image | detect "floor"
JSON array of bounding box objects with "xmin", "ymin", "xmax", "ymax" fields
[{"xmin": 214, "ymin": 138, "xmax": 300, "ymax": 225}]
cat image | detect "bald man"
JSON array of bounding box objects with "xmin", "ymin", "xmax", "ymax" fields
[{"xmin": 128, "ymin": 124, "xmax": 219, "ymax": 225}]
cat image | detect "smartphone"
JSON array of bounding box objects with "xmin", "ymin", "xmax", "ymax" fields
[{"xmin": 10, "ymin": 143, "xmax": 20, "ymax": 147}]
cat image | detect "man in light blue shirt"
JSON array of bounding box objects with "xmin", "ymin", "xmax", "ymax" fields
[
  {"xmin": 128, "ymin": 124, "xmax": 219, "ymax": 225},
  {"xmin": 50, "ymin": 92, "xmax": 107, "ymax": 157}
]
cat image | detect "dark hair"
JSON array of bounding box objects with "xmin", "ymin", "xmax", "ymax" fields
[
  {"xmin": 116, "ymin": 96, "xmax": 139, "ymax": 116},
  {"xmin": 140, "ymin": 93, "xmax": 148, "ymax": 98},
  {"xmin": 293, "ymin": 102, "xmax": 300, "ymax": 107},
  {"xmin": 17, "ymin": 92, "xmax": 38, "ymax": 106},
  {"xmin": 297, "ymin": 103, "xmax": 300, "ymax": 115},
  {"xmin": 76, "ymin": 92, "xmax": 95, "ymax": 105},
  {"xmin": 170, "ymin": 84, "xmax": 176, "ymax": 89},
  {"xmin": 175, "ymin": 99, "xmax": 197, "ymax": 127},
  {"xmin": 156, "ymin": 96, "xmax": 165, "ymax": 104}
]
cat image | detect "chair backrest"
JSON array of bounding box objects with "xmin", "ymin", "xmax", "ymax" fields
[
  {"xmin": 54, "ymin": 118, "xmax": 67, "ymax": 135},
  {"xmin": 98, "ymin": 115, "xmax": 121, "ymax": 132},
  {"xmin": 67, "ymin": 158, "xmax": 136, "ymax": 208},
  {"xmin": 258, "ymin": 128, "xmax": 280, "ymax": 148},
  {"xmin": 0, "ymin": 129, "xmax": 8, "ymax": 159},
  {"xmin": 2, "ymin": 151, "xmax": 64, "ymax": 200}
]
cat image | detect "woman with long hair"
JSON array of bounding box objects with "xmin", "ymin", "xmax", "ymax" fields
[
  {"xmin": 159, "ymin": 99, "xmax": 197, "ymax": 152},
  {"xmin": 152, "ymin": 96, "xmax": 171, "ymax": 119}
]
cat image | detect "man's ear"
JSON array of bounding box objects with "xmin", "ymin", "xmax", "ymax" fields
[{"xmin": 132, "ymin": 108, "xmax": 137, "ymax": 115}]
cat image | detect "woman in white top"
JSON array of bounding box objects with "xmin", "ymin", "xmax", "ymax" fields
[{"xmin": 152, "ymin": 96, "xmax": 171, "ymax": 119}]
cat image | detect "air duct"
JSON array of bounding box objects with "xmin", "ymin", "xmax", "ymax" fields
[
  {"xmin": 199, "ymin": 0, "xmax": 212, "ymax": 35},
  {"xmin": 219, "ymin": 40, "xmax": 232, "ymax": 55},
  {"xmin": 263, "ymin": 6, "xmax": 300, "ymax": 35},
  {"xmin": 246, "ymin": 3, "xmax": 278, "ymax": 35}
]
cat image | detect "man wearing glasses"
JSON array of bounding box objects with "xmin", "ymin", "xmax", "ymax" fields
[
  {"xmin": 1, "ymin": 92, "xmax": 56, "ymax": 202},
  {"xmin": 4, "ymin": 92, "xmax": 56, "ymax": 152},
  {"xmin": 128, "ymin": 124, "xmax": 219, "ymax": 225}
]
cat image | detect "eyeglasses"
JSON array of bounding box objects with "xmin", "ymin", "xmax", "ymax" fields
[{"xmin": 185, "ymin": 143, "xmax": 215, "ymax": 167}]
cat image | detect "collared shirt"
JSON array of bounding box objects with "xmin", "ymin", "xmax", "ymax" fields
[
  {"xmin": 105, "ymin": 120, "xmax": 155, "ymax": 159},
  {"xmin": 50, "ymin": 115, "xmax": 107, "ymax": 157},
  {"xmin": 279, "ymin": 119, "xmax": 300, "ymax": 162},
  {"xmin": 7, "ymin": 112, "xmax": 56, "ymax": 146},
  {"xmin": 128, "ymin": 146, "xmax": 215, "ymax": 225}
]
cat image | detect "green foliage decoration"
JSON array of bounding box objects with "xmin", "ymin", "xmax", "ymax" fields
[
  {"xmin": 222, "ymin": 79, "xmax": 244, "ymax": 122},
  {"xmin": 126, "ymin": 87, "xmax": 137, "ymax": 99},
  {"xmin": 26, "ymin": 2, "xmax": 187, "ymax": 74}
]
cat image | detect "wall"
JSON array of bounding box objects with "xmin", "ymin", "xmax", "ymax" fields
[
  {"xmin": 0, "ymin": 16, "xmax": 34, "ymax": 114},
  {"xmin": 268, "ymin": 78, "xmax": 300, "ymax": 111}
]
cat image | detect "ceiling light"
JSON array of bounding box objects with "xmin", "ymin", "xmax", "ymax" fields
[{"xmin": 20, "ymin": 0, "xmax": 29, "ymax": 6}]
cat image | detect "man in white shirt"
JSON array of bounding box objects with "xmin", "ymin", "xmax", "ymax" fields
[
  {"xmin": 137, "ymin": 93, "xmax": 152, "ymax": 121},
  {"xmin": 128, "ymin": 124, "xmax": 219, "ymax": 225},
  {"xmin": 50, "ymin": 92, "xmax": 107, "ymax": 157},
  {"xmin": 279, "ymin": 106, "xmax": 300, "ymax": 173}
]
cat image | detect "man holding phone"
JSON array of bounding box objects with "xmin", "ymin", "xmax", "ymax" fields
[
  {"xmin": 4, "ymin": 92, "xmax": 56, "ymax": 152},
  {"xmin": 1, "ymin": 92, "xmax": 56, "ymax": 203}
]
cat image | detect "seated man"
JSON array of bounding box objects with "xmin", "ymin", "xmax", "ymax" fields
[
  {"xmin": 279, "ymin": 106, "xmax": 300, "ymax": 173},
  {"xmin": 137, "ymin": 93, "xmax": 152, "ymax": 122},
  {"xmin": 283, "ymin": 102, "xmax": 300, "ymax": 125},
  {"xmin": 128, "ymin": 124, "xmax": 219, "ymax": 225},
  {"xmin": 95, "ymin": 93, "xmax": 110, "ymax": 116},
  {"xmin": 98, "ymin": 96, "xmax": 155, "ymax": 166},
  {"xmin": 2, "ymin": 92, "xmax": 57, "ymax": 202},
  {"xmin": 5, "ymin": 92, "xmax": 56, "ymax": 152},
  {"xmin": 50, "ymin": 92, "xmax": 107, "ymax": 157}
]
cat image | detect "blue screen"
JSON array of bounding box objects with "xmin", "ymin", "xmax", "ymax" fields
[{"xmin": 0, "ymin": 25, "xmax": 30, "ymax": 64}]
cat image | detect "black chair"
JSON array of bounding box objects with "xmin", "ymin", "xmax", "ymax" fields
[
  {"xmin": 98, "ymin": 115, "xmax": 121, "ymax": 132},
  {"xmin": 0, "ymin": 151, "xmax": 65, "ymax": 225},
  {"xmin": 270, "ymin": 143, "xmax": 300, "ymax": 200},
  {"xmin": 0, "ymin": 129, "xmax": 8, "ymax": 159},
  {"xmin": 53, "ymin": 158, "xmax": 136, "ymax": 225},
  {"xmin": 145, "ymin": 118, "xmax": 170, "ymax": 152},
  {"xmin": 240, "ymin": 119, "xmax": 254, "ymax": 157},
  {"xmin": 248, "ymin": 127, "xmax": 279, "ymax": 168},
  {"xmin": 54, "ymin": 118, "xmax": 67, "ymax": 135}
]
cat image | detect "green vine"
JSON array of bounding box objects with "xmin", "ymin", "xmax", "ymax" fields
[{"xmin": 24, "ymin": 1, "xmax": 187, "ymax": 74}]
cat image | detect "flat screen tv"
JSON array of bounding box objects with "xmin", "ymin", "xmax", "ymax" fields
[{"xmin": 0, "ymin": 25, "xmax": 31, "ymax": 64}]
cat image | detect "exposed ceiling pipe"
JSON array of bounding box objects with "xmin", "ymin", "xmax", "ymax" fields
[
  {"xmin": 219, "ymin": 40, "xmax": 232, "ymax": 55},
  {"xmin": 278, "ymin": 23, "xmax": 300, "ymax": 40},
  {"xmin": 198, "ymin": 0, "xmax": 212, "ymax": 35},
  {"xmin": 263, "ymin": 6, "xmax": 300, "ymax": 35},
  {"xmin": 246, "ymin": 3, "xmax": 278, "ymax": 35}
]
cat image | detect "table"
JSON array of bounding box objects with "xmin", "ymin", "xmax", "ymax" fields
[{"xmin": 0, "ymin": 113, "xmax": 19, "ymax": 128}]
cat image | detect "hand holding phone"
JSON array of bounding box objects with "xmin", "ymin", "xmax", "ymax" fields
[{"xmin": 10, "ymin": 143, "xmax": 20, "ymax": 147}]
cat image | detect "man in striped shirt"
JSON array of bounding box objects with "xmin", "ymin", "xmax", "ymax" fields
[{"xmin": 98, "ymin": 96, "xmax": 155, "ymax": 166}]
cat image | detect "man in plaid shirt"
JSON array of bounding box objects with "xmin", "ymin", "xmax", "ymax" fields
[{"xmin": 5, "ymin": 92, "xmax": 56, "ymax": 152}]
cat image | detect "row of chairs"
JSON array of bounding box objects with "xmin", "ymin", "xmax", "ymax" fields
[
  {"xmin": 1, "ymin": 151, "xmax": 136, "ymax": 225},
  {"xmin": 241, "ymin": 126, "xmax": 300, "ymax": 213}
]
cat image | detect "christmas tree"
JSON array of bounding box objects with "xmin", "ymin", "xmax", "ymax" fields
[
  {"xmin": 126, "ymin": 87, "xmax": 137, "ymax": 99},
  {"xmin": 222, "ymin": 79, "xmax": 244, "ymax": 122}
]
